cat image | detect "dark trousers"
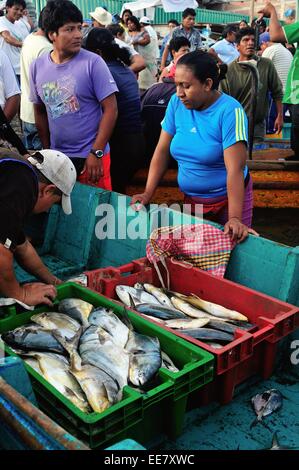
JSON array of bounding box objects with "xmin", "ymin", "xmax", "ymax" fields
[
  {"xmin": 289, "ymin": 104, "xmax": 299, "ymax": 159},
  {"xmin": 109, "ymin": 130, "xmax": 145, "ymax": 194}
]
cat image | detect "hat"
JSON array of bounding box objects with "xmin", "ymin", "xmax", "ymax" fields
[
  {"xmin": 90, "ymin": 7, "xmax": 112, "ymax": 26},
  {"xmin": 28, "ymin": 150, "xmax": 76, "ymax": 215},
  {"xmin": 259, "ymin": 32, "xmax": 270, "ymax": 46},
  {"xmin": 284, "ymin": 8, "xmax": 295, "ymax": 18},
  {"xmin": 140, "ymin": 16, "xmax": 151, "ymax": 25}
]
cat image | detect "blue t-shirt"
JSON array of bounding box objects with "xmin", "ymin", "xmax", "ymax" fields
[
  {"xmin": 161, "ymin": 93, "xmax": 248, "ymax": 198},
  {"xmin": 107, "ymin": 60, "xmax": 142, "ymax": 134}
]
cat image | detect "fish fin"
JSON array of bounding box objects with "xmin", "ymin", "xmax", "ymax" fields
[
  {"xmin": 121, "ymin": 307, "xmax": 134, "ymax": 331},
  {"xmin": 70, "ymin": 351, "xmax": 82, "ymax": 372},
  {"xmin": 271, "ymin": 432, "xmax": 279, "ymax": 449}
]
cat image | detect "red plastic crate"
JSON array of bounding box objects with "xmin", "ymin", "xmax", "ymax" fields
[{"xmin": 85, "ymin": 258, "xmax": 299, "ymax": 405}]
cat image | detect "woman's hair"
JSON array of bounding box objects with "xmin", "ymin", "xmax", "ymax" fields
[
  {"xmin": 127, "ymin": 15, "xmax": 141, "ymax": 31},
  {"xmin": 168, "ymin": 19, "xmax": 179, "ymax": 26},
  {"xmin": 6, "ymin": 0, "xmax": 26, "ymax": 8},
  {"xmin": 85, "ymin": 28, "xmax": 131, "ymax": 66},
  {"xmin": 177, "ymin": 50, "xmax": 223, "ymax": 90},
  {"xmin": 42, "ymin": 0, "xmax": 83, "ymax": 40},
  {"xmin": 169, "ymin": 36, "xmax": 190, "ymax": 56},
  {"xmin": 121, "ymin": 9, "xmax": 132, "ymax": 20}
]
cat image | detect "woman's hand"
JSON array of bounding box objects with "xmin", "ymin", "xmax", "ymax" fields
[
  {"xmin": 130, "ymin": 192, "xmax": 151, "ymax": 211},
  {"xmin": 224, "ymin": 217, "xmax": 259, "ymax": 243}
]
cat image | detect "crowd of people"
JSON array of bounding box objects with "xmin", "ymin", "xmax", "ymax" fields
[{"xmin": 0, "ymin": 0, "xmax": 298, "ymax": 305}]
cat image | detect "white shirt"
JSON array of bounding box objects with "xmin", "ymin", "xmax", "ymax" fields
[
  {"xmin": 20, "ymin": 33, "xmax": 52, "ymax": 123},
  {"xmin": 115, "ymin": 37, "xmax": 138, "ymax": 57},
  {"xmin": 0, "ymin": 49, "xmax": 20, "ymax": 109},
  {"xmin": 262, "ymin": 43, "xmax": 293, "ymax": 92},
  {"xmin": 0, "ymin": 16, "xmax": 24, "ymax": 74},
  {"xmin": 211, "ymin": 38, "xmax": 239, "ymax": 64},
  {"xmin": 145, "ymin": 25, "xmax": 160, "ymax": 59}
]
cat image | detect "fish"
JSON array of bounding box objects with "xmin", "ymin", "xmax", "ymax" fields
[
  {"xmin": 79, "ymin": 325, "xmax": 129, "ymax": 393},
  {"xmin": 134, "ymin": 303, "xmax": 187, "ymax": 320},
  {"xmin": 125, "ymin": 330, "xmax": 162, "ymax": 386},
  {"xmin": 115, "ymin": 285, "xmax": 161, "ymax": 307},
  {"xmin": 164, "ymin": 318, "xmax": 210, "ymax": 329},
  {"xmin": 202, "ymin": 341, "xmax": 223, "ymax": 349},
  {"xmin": 267, "ymin": 432, "xmax": 293, "ymax": 450},
  {"xmin": 183, "ymin": 294, "xmax": 248, "ymax": 322},
  {"xmin": 23, "ymin": 352, "xmax": 90, "ymax": 413},
  {"xmin": 161, "ymin": 351, "xmax": 179, "ymax": 373},
  {"xmin": 70, "ymin": 363, "xmax": 121, "ymax": 413},
  {"xmin": 251, "ymin": 389, "xmax": 283, "ymax": 427},
  {"xmin": 143, "ymin": 284, "xmax": 177, "ymax": 310},
  {"xmin": 1, "ymin": 325, "xmax": 65, "ymax": 354},
  {"xmin": 31, "ymin": 311, "xmax": 82, "ymax": 369},
  {"xmin": 58, "ymin": 298, "xmax": 94, "ymax": 330},
  {"xmin": 207, "ymin": 319, "xmax": 239, "ymax": 335},
  {"xmin": 178, "ymin": 328, "xmax": 234, "ymax": 342},
  {"xmin": 88, "ymin": 307, "xmax": 129, "ymax": 348},
  {"xmin": 170, "ymin": 297, "xmax": 211, "ymax": 319}
]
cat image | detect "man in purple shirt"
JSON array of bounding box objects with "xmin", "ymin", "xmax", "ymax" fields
[{"xmin": 29, "ymin": 0, "xmax": 118, "ymax": 187}]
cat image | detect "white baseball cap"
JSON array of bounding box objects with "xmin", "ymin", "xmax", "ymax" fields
[
  {"xmin": 140, "ymin": 16, "xmax": 151, "ymax": 25},
  {"xmin": 90, "ymin": 7, "xmax": 112, "ymax": 26},
  {"xmin": 28, "ymin": 150, "xmax": 77, "ymax": 215}
]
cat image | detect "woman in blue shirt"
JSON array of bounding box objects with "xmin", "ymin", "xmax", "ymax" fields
[{"xmin": 131, "ymin": 51, "xmax": 258, "ymax": 243}]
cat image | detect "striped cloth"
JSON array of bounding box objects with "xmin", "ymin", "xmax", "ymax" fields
[{"xmin": 146, "ymin": 224, "xmax": 234, "ymax": 287}]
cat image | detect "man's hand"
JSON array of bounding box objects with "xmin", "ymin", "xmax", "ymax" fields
[
  {"xmin": 257, "ymin": 2, "xmax": 276, "ymax": 18},
  {"xmin": 82, "ymin": 154, "xmax": 103, "ymax": 183},
  {"xmin": 20, "ymin": 283, "xmax": 57, "ymax": 306},
  {"xmin": 274, "ymin": 114, "xmax": 283, "ymax": 134}
]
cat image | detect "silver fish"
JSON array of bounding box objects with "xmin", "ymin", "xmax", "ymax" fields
[
  {"xmin": 79, "ymin": 325, "xmax": 129, "ymax": 392},
  {"xmin": 58, "ymin": 298, "xmax": 93, "ymax": 330},
  {"xmin": 31, "ymin": 311, "xmax": 82, "ymax": 369},
  {"xmin": 207, "ymin": 319, "xmax": 238, "ymax": 335},
  {"xmin": 170, "ymin": 297, "xmax": 212, "ymax": 319},
  {"xmin": 179, "ymin": 328, "xmax": 234, "ymax": 342},
  {"xmin": 116, "ymin": 285, "xmax": 161, "ymax": 307},
  {"xmin": 143, "ymin": 284, "xmax": 177, "ymax": 309},
  {"xmin": 125, "ymin": 330, "xmax": 161, "ymax": 386},
  {"xmin": 88, "ymin": 307, "xmax": 129, "ymax": 348},
  {"xmin": 251, "ymin": 389, "xmax": 283, "ymax": 426},
  {"xmin": 23, "ymin": 352, "xmax": 90, "ymax": 413},
  {"xmin": 2, "ymin": 325, "xmax": 65, "ymax": 354},
  {"xmin": 164, "ymin": 318, "xmax": 210, "ymax": 329},
  {"xmin": 161, "ymin": 351, "xmax": 179, "ymax": 373},
  {"xmin": 202, "ymin": 341, "xmax": 223, "ymax": 349},
  {"xmin": 70, "ymin": 363, "xmax": 121, "ymax": 413},
  {"xmin": 134, "ymin": 303, "xmax": 187, "ymax": 320}
]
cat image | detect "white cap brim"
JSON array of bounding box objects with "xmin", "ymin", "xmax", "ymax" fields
[{"xmin": 62, "ymin": 194, "xmax": 72, "ymax": 215}]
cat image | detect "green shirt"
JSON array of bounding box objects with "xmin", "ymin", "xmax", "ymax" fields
[
  {"xmin": 220, "ymin": 56, "xmax": 283, "ymax": 124},
  {"xmin": 283, "ymin": 22, "xmax": 299, "ymax": 104}
]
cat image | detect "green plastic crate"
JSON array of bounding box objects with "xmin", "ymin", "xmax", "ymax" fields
[{"xmin": 0, "ymin": 283, "xmax": 214, "ymax": 448}]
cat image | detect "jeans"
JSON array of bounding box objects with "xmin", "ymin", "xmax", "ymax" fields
[
  {"xmin": 22, "ymin": 121, "xmax": 42, "ymax": 150},
  {"xmin": 289, "ymin": 104, "xmax": 299, "ymax": 159}
]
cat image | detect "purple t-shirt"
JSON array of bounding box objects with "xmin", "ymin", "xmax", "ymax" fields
[{"xmin": 29, "ymin": 49, "xmax": 118, "ymax": 158}]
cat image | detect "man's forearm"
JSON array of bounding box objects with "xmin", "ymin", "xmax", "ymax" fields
[
  {"xmin": 34, "ymin": 104, "xmax": 50, "ymax": 148},
  {"xmin": 130, "ymin": 54, "xmax": 146, "ymax": 73},
  {"xmin": 275, "ymin": 100, "xmax": 283, "ymax": 116},
  {"xmin": 15, "ymin": 241, "xmax": 59, "ymax": 285},
  {"xmin": 266, "ymin": 5, "xmax": 286, "ymax": 42},
  {"xmin": 161, "ymin": 45, "xmax": 169, "ymax": 69},
  {"xmin": 4, "ymin": 94, "xmax": 20, "ymax": 122},
  {"xmin": 0, "ymin": 246, "xmax": 23, "ymax": 299}
]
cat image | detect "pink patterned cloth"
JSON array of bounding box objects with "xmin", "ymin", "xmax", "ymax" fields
[{"xmin": 146, "ymin": 224, "xmax": 234, "ymax": 286}]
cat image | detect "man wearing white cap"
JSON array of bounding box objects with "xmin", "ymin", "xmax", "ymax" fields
[
  {"xmin": 0, "ymin": 149, "xmax": 76, "ymax": 306},
  {"xmin": 90, "ymin": 6, "xmax": 112, "ymax": 28},
  {"xmin": 139, "ymin": 16, "xmax": 159, "ymax": 59}
]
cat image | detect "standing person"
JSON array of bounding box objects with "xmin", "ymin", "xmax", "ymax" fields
[
  {"xmin": 139, "ymin": 16, "xmax": 159, "ymax": 62},
  {"xmin": 160, "ymin": 8, "xmax": 202, "ymax": 71},
  {"xmin": 131, "ymin": 51, "xmax": 258, "ymax": 242},
  {"xmin": 208, "ymin": 25, "xmax": 239, "ymax": 64},
  {"xmin": 106, "ymin": 23, "xmax": 145, "ymax": 74},
  {"xmin": 0, "ymin": 48, "xmax": 20, "ymax": 121},
  {"xmin": 0, "ymin": 0, "xmax": 26, "ymax": 80},
  {"xmin": 86, "ymin": 28, "xmax": 144, "ymax": 193},
  {"xmin": 20, "ymin": 8, "xmax": 52, "ymax": 150},
  {"xmin": 127, "ymin": 15, "xmax": 157, "ymax": 91},
  {"xmin": 0, "ymin": 148, "xmax": 76, "ymax": 306},
  {"xmin": 29, "ymin": 0, "xmax": 118, "ymax": 189},
  {"xmin": 160, "ymin": 19, "xmax": 179, "ymax": 65},
  {"xmin": 119, "ymin": 8, "xmax": 132, "ymax": 43},
  {"xmin": 220, "ymin": 27, "xmax": 283, "ymax": 142},
  {"xmin": 258, "ymin": 2, "xmax": 299, "ymax": 160},
  {"xmin": 259, "ymin": 31, "xmax": 293, "ymax": 133}
]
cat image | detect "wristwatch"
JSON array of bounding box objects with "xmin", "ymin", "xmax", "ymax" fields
[{"xmin": 90, "ymin": 148, "xmax": 104, "ymax": 158}]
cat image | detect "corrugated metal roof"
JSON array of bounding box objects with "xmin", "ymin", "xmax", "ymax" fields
[{"xmin": 35, "ymin": 1, "xmax": 249, "ymax": 24}]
